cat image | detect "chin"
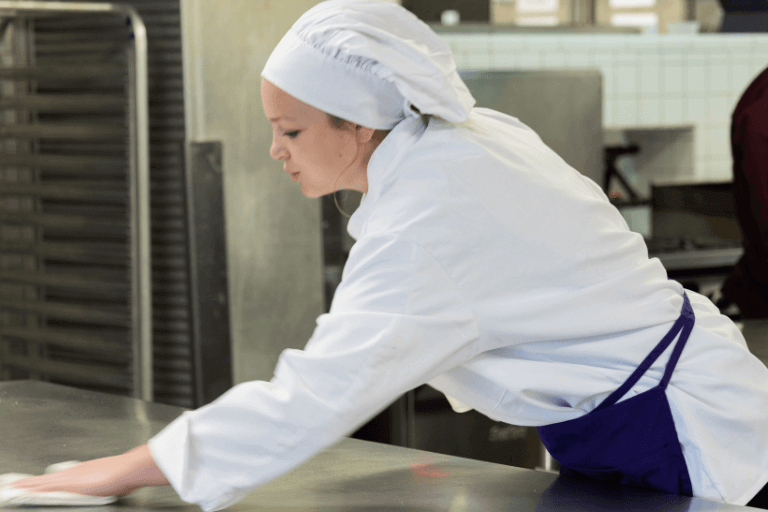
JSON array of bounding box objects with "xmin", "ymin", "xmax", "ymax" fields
[{"xmin": 301, "ymin": 188, "xmax": 324, "ymax": 199}]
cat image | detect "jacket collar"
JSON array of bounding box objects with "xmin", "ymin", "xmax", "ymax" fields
[{"xmin": 346, "ymin": 115, "xmax": 428, "ymax": 240}]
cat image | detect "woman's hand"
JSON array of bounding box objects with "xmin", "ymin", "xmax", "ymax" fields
[{"xmin": 9, "ymin": 444, "xmax": 169, "ymax": 497}]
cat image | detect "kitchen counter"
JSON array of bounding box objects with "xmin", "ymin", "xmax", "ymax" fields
[
  {"xmin": 0, "ymin": 379, "xmax": 760, "ymax": 511},
  {"xmin": 653, "ymin": 247, "xmax": 743, "ymax": 271}
]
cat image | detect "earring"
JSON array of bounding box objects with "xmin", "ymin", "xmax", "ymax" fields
[{"xmin": 334, "ymin": 190, "xmax": 351, "ymax": 219}]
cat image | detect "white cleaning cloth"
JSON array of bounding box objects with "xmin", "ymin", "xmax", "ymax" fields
[{"xmin": 0, "ymin": 461, "xmax": 118, "ymax": 507}]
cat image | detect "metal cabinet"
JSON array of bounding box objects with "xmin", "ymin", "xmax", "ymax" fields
[{"xmin": 0, "ymin": 1, "xmax": 231, "ymax": 409}]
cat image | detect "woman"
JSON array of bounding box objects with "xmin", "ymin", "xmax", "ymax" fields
[{"xmin": 8, "ymin": 1, "xmax": 768, "ymax": 510}]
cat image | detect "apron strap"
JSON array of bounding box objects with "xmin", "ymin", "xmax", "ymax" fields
[
  {"xmin": 592, "ymin": 292, "xmax": 694, "ymax": 413},
  {"xmin": 659, "ymin": 294, "xmax": 694, "ymax": 389}
]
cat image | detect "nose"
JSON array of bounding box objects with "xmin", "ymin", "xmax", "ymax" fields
[{"xmin": 270, "ymin": 134, "xmax": 287, "ymax": 161}]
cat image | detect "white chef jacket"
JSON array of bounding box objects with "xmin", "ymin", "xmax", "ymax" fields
[{"xmin": 148, "ymin": 108, "xmax": 768, "ymax": 511}]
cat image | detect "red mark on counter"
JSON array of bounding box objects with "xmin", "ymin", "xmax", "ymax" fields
[
  {"xmin": 410, "ymin": 463, "xmax": 449, "ymax": 478},
  {"xmin": 410, "ymin": 455, "xmax": 449, "ymax": 478}
]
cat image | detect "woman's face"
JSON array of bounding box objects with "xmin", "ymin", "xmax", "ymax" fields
[{"xmin": 261, "ymin": 78, "xmax": 371, "ymax": 198}]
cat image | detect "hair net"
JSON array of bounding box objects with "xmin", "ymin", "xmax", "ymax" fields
[{"xmin": 261, "ymin": 0, "xmax": 476, "ymax": 130}]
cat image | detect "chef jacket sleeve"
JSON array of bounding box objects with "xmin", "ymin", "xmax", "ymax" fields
[
  {"xmin": 147, "ymin": 234, "xmax": 481, "ymax": 512},
  {"xmin": 444, "ymin": 393, "xmax": 474, "ymax": 413}
]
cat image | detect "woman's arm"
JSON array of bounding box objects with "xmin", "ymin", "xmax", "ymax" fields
[
  {"xmin": 121, "ymin": 444, "xmax": 171, "ymax": 488},
  {"xmin": 145, "ymin": 235, "xmax": 480, "ymax": 511},
  {"xmin": 10, "ymin": 444, "xmax": 169, "ymax": 496}
]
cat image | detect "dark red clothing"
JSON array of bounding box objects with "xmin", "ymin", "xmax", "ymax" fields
[{"xmin": 721, "ymin": 66, "xmax": 768, "ymax": 319}]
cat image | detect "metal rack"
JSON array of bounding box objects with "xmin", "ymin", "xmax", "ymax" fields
[{"xmin": 0, "ymin": 1, "xmax": 152, "ymax": 401}]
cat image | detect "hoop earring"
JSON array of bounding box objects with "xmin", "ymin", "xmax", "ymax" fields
[
  {"xmin": 332, "ymin": 133, "xmax": 361, "ymax": 219},
  {"xmin": 333, "ymin": 190, "xmax": 351, "ymax": 219}
]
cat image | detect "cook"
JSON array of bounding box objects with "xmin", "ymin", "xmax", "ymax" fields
[
  {"xmin": 720, "ymin": 65, "xmax": 768, "ymax": 319},
  {"xmin": 10, "ymin": 1, "xmax": 768, "ymax": 510}
]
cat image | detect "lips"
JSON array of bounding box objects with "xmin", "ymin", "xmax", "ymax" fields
[{"xmin": 290, "ymin": 172, "xmax": 300, "ymax": 182}]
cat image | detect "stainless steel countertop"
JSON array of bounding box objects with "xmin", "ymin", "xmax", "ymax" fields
[{"xmin": 0, "ymin": 380, "xmax": 759, "ymax": 511}]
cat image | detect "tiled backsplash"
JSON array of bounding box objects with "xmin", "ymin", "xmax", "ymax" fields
[{"xmin": 440, "ymin": 33, "xmax": 768, "ymax": 184}]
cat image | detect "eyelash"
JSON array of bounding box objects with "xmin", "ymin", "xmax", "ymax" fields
[{"xmin": 285, "ymin": 131, "xmax": 299, "ymax": 138}]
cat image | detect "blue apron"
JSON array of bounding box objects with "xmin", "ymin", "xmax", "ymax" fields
[{"xmin": 537, "ymin": 292, "xmax": 695, "ymax": 496}]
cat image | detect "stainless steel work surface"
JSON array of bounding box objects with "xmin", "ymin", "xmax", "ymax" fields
[
  {"xmin": 655, "ymin": 247, "xmax": 743, "ymax": 271},
  {"xmin": 0, "ymin": 380, "xmax": 759, "ymax": 511}
]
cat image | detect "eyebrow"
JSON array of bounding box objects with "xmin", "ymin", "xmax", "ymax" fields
[{"xmin": 268, "ymin": 116, "xmax": 296, "ymax": 122}]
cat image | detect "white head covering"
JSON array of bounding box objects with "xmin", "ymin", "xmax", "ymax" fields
[{"xmin": 261, "ymin": 0, "xmax": 475, "ymax": 130}]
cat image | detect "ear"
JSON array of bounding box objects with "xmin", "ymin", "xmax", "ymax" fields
[{"xmin": 355, "ymin": 125, "xmax": 376, "ymax": 144}]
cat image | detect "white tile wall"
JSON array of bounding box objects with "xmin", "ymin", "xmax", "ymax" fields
[{"xmin": 441, "ymin": 32, "xmax": 768, "ymax": 183}]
